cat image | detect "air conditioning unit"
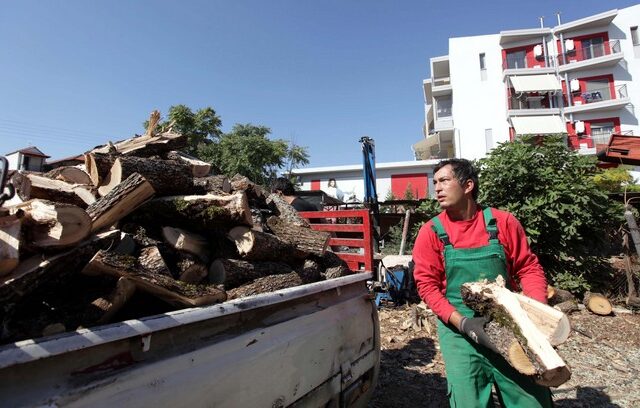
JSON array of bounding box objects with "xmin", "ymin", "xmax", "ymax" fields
[
  {"xmin": 574, "ymin": 120, "xmax": 586, "ymax": 134},
  {"xmin": 565, "ymin": 39, "xmax": 575, "ymax": 52},
  {"xmin": 533, "ymin": 44, "xmax": 543, "ymax": 57},
  {"xmin": 570, "ymin": 79, "xmax": 580, "ymax": 92}
]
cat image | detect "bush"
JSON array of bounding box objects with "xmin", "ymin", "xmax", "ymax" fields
[{"xmin": 593, "ymin": 166, "xmax": 636, "ymax": 192}]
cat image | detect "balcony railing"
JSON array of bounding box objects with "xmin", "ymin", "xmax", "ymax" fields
[
  {"xmin": 557, "ymin": 40, "xmax": 621, "ymax": 65},
  {"xmin": 502, "ymin": 54, "xmax": 553, "ymax": 70},
  {"xmin": 508, "ymin": 94, "xmax": 554, "ymax": 110},
  {"xmin": 571, "ymin": 84, "xmax": 628, "ymax": 106}
]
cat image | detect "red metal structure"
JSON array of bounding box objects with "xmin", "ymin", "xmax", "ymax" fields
[
  {"xmin": 597, "ymin": 133, "xmax": 640, "ymax": 166},
  {"xmin": 299, "ymin": 209, "xmax": 374, "ymax": 273}
]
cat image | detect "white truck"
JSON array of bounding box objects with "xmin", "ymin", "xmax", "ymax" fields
[{"xmin": 0, "ymin": 273, "xmax": 379, "ymax": 407}]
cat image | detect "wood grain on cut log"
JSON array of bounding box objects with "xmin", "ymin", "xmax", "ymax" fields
[
  {"xmin": 0, "ymin": 230, "xmax": 121, "ymax": 304},
  {"xmin": 227, "ymin": 272, "xmax": 303, "ymax": 300},
  {"xmin": 266, "ymin": 193, "xmax": 309, "ymax": 227},
  {"xmin": 84, "ymin": 277, "xmax": 137, "ymax": 325},
  {"xmin": 91, "ymin": 131, "xmax": 187, "ymax": 158},
  {"xmin": 228, "ymin": 226, "xmax": 307, "ymax": 263},
  {"xmin": 547, "ymin": 286, "xmax": 576, "ymax": 306},
  {"xmin": 0, "ymin": 215, "xmax": 21, "ymax": 276},
  {"xmin": 135, "ymin": 192, "xmax": 252, "ymax": 234},
  {"xmin": 12, "ymin": 172, "xmax": 96, "ymax": 208},
  {"xmin": 98, "ymin": 156, "xmax": 193, "ymax": 197},
  {"xmin": 45, "ymin": 166, "xmax": 92, "ymax": 185},
  {"xmin": 165, "ymin": 151, "xmax": 211, "ymax": 177},
  {"xmin": 583, "ymin": 291, "xmax": 613, "ymax": 316},
  {"xmin": 13, "ymin": 199, "xmax": 91, "ymax": 249},
  {"xmin": 85, "ymin": 152, "xmax": 116, "ymax": 187},
  {"xmin": 82, "ymin": 250, "xmax": 226, "ymax": 307},
  {"xmin": 513, "ymin": 292, "xmax": 571, "ymax": 346},
  {"xmin": 266, "ymin": 216, "xmax": 329, "ymax": 257},
  {"xmin": 86, "ymin": 173, "xmax": 155, "ymax": 232},
  {"xmin": 192, "ymin": 175, "xmax": 232, "ymax": 194},
  {"xmin": 162, "ymin": 226, "xmax": 210, "ymax": 262},
  {"xmin": 462, "ymin": 278, "xmax": 571, "ymax": 387},
  {"xmin": 138, "ymin": 246, "xmax": 172, "ymax": 277},
  {"xmin": 209, "ymin": 258, "xmax": 294, "ymax": 289}
]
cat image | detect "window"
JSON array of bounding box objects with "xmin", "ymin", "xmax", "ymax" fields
[
  {"xmin": 479, "ymin": 53, "xmax": 486, "ymax": 70},
  {"xmin": 21, "ymin": 156, "xmax": 30, "ymax": 170},
  {"xmin": 506, "ymin": 50, "xmax": 526, "ymax": 69},
  {"xmin": 435, "ymin": 96, "xmax": 452, "ymax": 119},
  {"xmin": 632, "ymin": 27, "xmax": 639, "ymax": 46},
  {"xmin": 590, "ymin": 121, "xmax": 615, "ymax": 145},
  {"xmin": 583, "ymin": 78, "xmax": 611, "ymax": 102},
  {"xmin": 583, "ymin": 37, "xmax": 604, "ymax": 59}
]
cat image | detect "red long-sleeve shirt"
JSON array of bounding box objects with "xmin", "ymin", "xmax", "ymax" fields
[{"xmin": 412, "ymin": 207, "xmax": 548, "ymax": 323}]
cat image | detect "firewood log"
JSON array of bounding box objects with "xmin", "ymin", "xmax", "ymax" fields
[
  {"xmin": 82, "ymin": 250, "xmax": 226, "ymax": 307},
  {"xmin": 84, "ymin": 277, "xmax": 137, "ymax": 325},
  {"xmin": 0, "ymin": 214, "xmax": 21, "ymax": 276},
  {"xmin": 90, "ymin": 131, "xmax": 187, "ymax": 158},
  {"xmin": 165, "ymin": 151, "xmax": 211, "ymax": 177},
  {"xmin": 297, "ymin": 258, "xmax": 322, "ymax": 283},
  {"xmin": 266, "ymin": 193, "xmax": 309, "ymax": 227},
  {"xmin": 0, "ymin": 230, "xmax": 121, "ymax": 304},
  {"xmin": 513, "ymin": 292, "xmax": 571, "ymax": 346},
  {"xmin": 86, "ymin": 173, "xmax": 155, "ymax": 232},
  {"xmin": 11, "ymin": 199, "xmax": 91, "ymax": 250},
  {"xmin": 162, "ymin": 226, "xmax": 210, "ymax": 262},
  {"xmin": 228, "ymin": 226, "xmax": 307, "ymax": 263},
  {"xmin": 227, "ymin": 272, "xmax": 304, "ymax": 300},
  {"xmin": 583, "ymin": 291, "xmax": 612, "ymax": 315},
  {"xmin": 98, "ymin": 156, "xmax": 193, "ymax": 197},
  {"xmin": 266, "ymin": 216, "xmax": 330, "ymax": 256},
  {"xmin": 554, "ymin": 300, "xmax": 580, "ymax": 314},
  {"xmin": 317, "ymin": 251, "xmax": 353, "ymax": 279},
  {"xmin": 547, "ymin": 286, "xmax": 576, "ymax": 306},
  {"xmin": 192, "ymin": 175, "xmax": 232, "ymax": 194},
  {"xmin": 462, "ymin": 277, "xmax": 571, "ymax": 387},
  {"xmin": 138, "ymin": 246, "xmax": 172, "ymax": 277},
  {"xmin": 230, "ymin": 174, "xmax": 266, "ymax": 200},
  {"xmin": 627, "ymin": 296, "xmax": 640, "ymax": 309},
  {"xmin": 208, "ymin": 258, "xmax": 294, "ymax": 289},
  {"xmin": 84, "ymin": 152, "xmax": 116, "ymax": 187},
  {"xmin": 45, "ymin": 166, "xmax": 92, "ymax": 185},
  {"xmin": 12, "ymin": 172, "xmax": 96, "ymax": 208}
]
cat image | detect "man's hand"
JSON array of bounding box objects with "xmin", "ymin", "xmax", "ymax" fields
[{"xmin": 459, "ymin": 316, "xmax": 499, "ymax": 353}]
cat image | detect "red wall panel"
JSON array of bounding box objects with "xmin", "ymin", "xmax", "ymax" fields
[
  {"xmin": 391, "ymin": 173, "xmax": 428, "ymax": 199},
  {"xmin": 311, "ymin": 179, "xmax": 321, "ymax": 190}
]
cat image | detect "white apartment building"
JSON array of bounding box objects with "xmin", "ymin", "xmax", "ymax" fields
[{"xmin": 415, "ymin": 5, "xmax": 640, "ymax": 161}]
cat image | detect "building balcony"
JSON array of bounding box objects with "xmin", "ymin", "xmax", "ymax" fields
[
  {"xmin": 412, "ymin": 129, "xmax": 455, "ymax": 160},
  {"xmin": 502, "ymin": 55, "xmax": 555, "ymax": 77},
  {"xmin": 564, "ymin": 84, "xmax": 630, "ymax": 114},
  {"xmin": 556, "ymin": 40, "xmax": 623, "ymax": 73}
]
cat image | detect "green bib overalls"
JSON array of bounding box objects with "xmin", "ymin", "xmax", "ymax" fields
[{"xmin": 431, "ymin": 207, "xmax": 552, "ymax": 408}]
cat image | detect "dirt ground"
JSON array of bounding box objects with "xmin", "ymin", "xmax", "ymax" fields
[{"xmin": 368, "ymin": 304, "xmax": 640, "ymax": 408}]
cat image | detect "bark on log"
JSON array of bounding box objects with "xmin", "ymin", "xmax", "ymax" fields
[
  {"xmin": 266, "ymin": 216, "xmax": 329, "ymax": 257},
  {"xmin": 554, "ymin": 300, "xmax": 580, "ymax": 314},
  {"xmin": 86, "ymin": 173, "xmax": 156, "ymax": 232},
  {"xmin": 208, "ymin": 258, "xmax": 294, "ymax": 289},
  {"xmin": 547, "ymin": 286, "xmax": 576, "ymax": 306},
  {"xmin": 228, "ymin": 226, "xmax": 307, "ymax": 262},
  {"xmin": 162, "ymin": 226, "xmax": 210, "ymax": 262},
  {"xmin": 165, "ymin": 151, "xmax": 211, "ymax": 177},
  {"xmin": 12, "ymin": 172, "xmax": 96, "ymax": 208},
  {"xmin": 178, "ymin": 259, "xmax": 208, "ymax": 284},
  {"xmin": 82, "ymin": 250, "xmax": 226, "ymax": 307},
  {"xmin": 192, "ymin": 175, "xmax": 232, "ymax": 194},
  {"xmin": 297, "ymin": 258, "xmax": 322, "ymax": 283},
  {"xmin": 266, "ymin": 193, "xmax": 309, "ymax": 227},
  {"xmin": 0, "ymin": 230, "xmax": 121, "ymax": 304},
  {"xmin": 90, "ymin": 131, "xmax": 187, "ymax": 158},
  {"xmin": 230, "ymin": 174, "xmax": 266, "ymax": 200},
  {"xmin": 98, "ymin": 156, "xmax": 193, "ymax": 197},
  {"xmin": 227, "ymin": 272, "xmax": 303, "ymax": 300},
  {"xmin": 85, "ymin": 152, "xmax": 116, "ymax": 187},
  {"xmin": 317, "ymin": 251, "xmax": 352, "ymax": 279},
  {"xmin": 45, "ymin": 166, "xmax": 92, "ymax": 185},
  {"xmin": 583, "ymin": 291, "xmax": 613, "ymax": 316},
  {"xmin": 133, "ymin": 192, "xmax": 252, "ymax": 234},
  {"xmin": 626, "ymin": 296, "xmax": 640, "ymax": 309},
  {"xmin": 513, "ymin": 292, "xmax": 571, "ymax": 346},
  {"xmin": 138, "ymin": 246, "xmax": 172, "ymax": 277},
  {"xmin": 0, "ymin": 215, "xmax": 21, "ymax": 276},
  {"xmin": 84, "ymin": 277, "xmax": 137, "ymax": 325},
  {"xmin": 462, "ymin": 277, "xmax": 571, "ymax": 387}
]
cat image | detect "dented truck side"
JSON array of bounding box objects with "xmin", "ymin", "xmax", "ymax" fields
[{"xmin": 0, "ymin": 273, "xmax": 379, "ymax": 407}]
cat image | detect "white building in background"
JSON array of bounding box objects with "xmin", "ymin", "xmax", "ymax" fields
[
  {"xmin": 5, "ymin": 146, "xmax": 49, "ymax": 172},
  {"xmin": 415, "ymin": 5, "xmax": 640, "ymax": 160}
]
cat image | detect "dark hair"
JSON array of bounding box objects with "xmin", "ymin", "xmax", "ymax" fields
[
  {"xmin": 271, "ymin": 177, "xmax": 295, "ymax": 195},
  {"xmin": 434, "ymin": 158, "xmax": 479, "ymax": 199}
]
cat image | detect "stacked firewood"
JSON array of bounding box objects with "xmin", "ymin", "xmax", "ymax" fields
[{"xmin": 0, "ymin": 112, "xmax": 351, "ymax": 343}]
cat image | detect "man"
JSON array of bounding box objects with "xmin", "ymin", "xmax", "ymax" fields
[
  {"xmin": 412, "ymin": 159, "xmax": 552, "ymax": 407},
  {"xmin": 271, "ymin": 177, "xmax": 318, "ymax": 211}
]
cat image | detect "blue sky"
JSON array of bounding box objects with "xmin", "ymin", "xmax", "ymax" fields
[{"xmin": 1, "ymin": 1, "xmax": 638, "ymax": 167}]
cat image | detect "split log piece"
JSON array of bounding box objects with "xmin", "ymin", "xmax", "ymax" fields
[
  {"xmin": 82, "ymin": 250, "xmax": 226, "ymax": 307},
  {"xmin": 318, "ymin": 251, "xmax": 353, "ymax": 279},
  {"xmin": 162, "ymin": 226, "xmax": 210, "ymax": 262},
  {"xmin": 178, "ymin": 260, "xmax": 209, "ymax": 284},
  {"xmin": 12, "ymin": 172, "xmax": 96, "ymax": 207},
  {"xmin": 462, "ymin": 277, "xmax": 571, "ymax": 387},
  {"xmin": 554, "ymin": 300, "xmax": 580, "ymax": 314},
  {"xmin": 113, "ymin": 232, "xmax": 136, "ymax": 255},
  {"xmin": 227, "ymin": 272, "xmax": 303, "ymax": 300},
  {"xmin": 266, "ymin": 216, "xmax": 330, "ymax": 257},
  {"xmin": 98, "ymin": 156, "xmax": 193, "ymax": 197},
  {"xmin": 547, "ymin": 286, "xmax": 576, "ymax": 306},
  {"xmin": 84, "ymin": 153, "xmax": 117, "ymax": 187},
  {"xmin": 192, "ymin": 175, "xmax": 232, "ymax": 194},
  {"xmin": 208, "ymin": 258, "xmax": 294, "ymax": 289},
  {"xmin": 86, "ymin": 173, "xmax": 155, "ymax": 232},
  {"xmin": 266, "ymin": 193, "xmax": 309, "ymax": 227},
  {"xmin": 90, "ymin": 130, "xmax": 187, "ymax": 158},
  {"xmin": 0, "ymin": 230, "xmax": 121, "ymax": 304},
  {"xmin": 85, "ymin": 277, "xmax": 137, "ymax": 325},
  {"xmin": 297, "ymin": 258, "xmax": 322, "ymax": 283},
  {"xmin": 0, "ymin": 215, "xmax": 21, "ymax": 276},
  {"xmin": 230, "ymin": 174, "xmax": 266, "ymax": 200},
  {"xmin": 138, "ymin": 246, "xmax": 172, "ymax": 277},
  {"xmin": 228, "ymin": 226, "xmax": 307, "ymax": 263},
  {"xmin": 583, "ymin": 291, "xmax": 613, "ymax": 316},
  {"xmin": 45, "ymin": 166, "xmax": 92, "ymax": 185},
  {"xmin": 165, "ymin": 151, "xmax": 211, "ymax": 177},
  {"xmin": 513, "ymin": 291, "xmax": 571, "ymax": 346}
]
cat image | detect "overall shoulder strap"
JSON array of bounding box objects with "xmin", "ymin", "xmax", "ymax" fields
[
  {"xmin": 483, "ymin": 207, "xmax": 499, "ymax": 242},
  {"xmin": 430, "ymin": 215, "xmax": 453, "ymax": 248}
]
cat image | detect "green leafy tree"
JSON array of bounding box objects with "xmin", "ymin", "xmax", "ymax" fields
[
  {"xmin": 403, "ymin": 183, "xmax": 416, "ymax": 200},
  {"xmin": 593, "ymin": 166, "xmax": 635, "ymax": 192},
  {"xmin": 477, "ymin": 134, "xmax": 623, "ymax": 292}
]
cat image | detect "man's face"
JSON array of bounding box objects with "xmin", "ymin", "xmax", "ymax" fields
[{"xmin": 433, "ymin": 165, "xmax": 473, "ymax": 209}]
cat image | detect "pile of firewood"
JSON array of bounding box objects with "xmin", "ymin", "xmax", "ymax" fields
[{"xmin": 0, "ymin": 112, "xmax": 351, "ymax": 343}]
